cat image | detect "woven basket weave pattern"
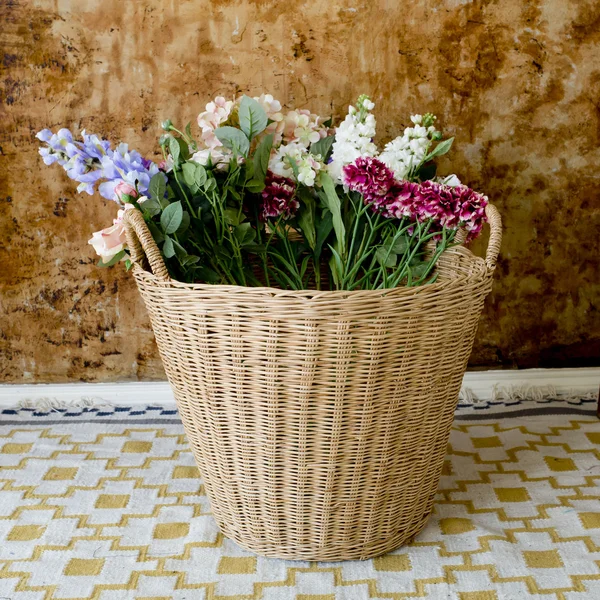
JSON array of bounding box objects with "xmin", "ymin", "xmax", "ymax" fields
[{"xmin": 125, "ymin": 205, "xmax": 501, "ymax": 561}]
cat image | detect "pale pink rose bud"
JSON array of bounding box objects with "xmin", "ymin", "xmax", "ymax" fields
[
  {"xmin": 114, "ymin": 181, "xmax": 138, "ymax": 202},
  {"xmin": 88, "ymin": 205, "xmax": 134, "ymax": 260}
]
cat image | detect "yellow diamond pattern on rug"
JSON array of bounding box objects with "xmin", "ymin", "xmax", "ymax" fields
[{"xmin": 1, "ymin": 403, "xmax": 599, "ymax": 599}]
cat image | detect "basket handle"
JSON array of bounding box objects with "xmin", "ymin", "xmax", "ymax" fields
[
  {"xmin": 484, "ymin": 203, "xmax": 502, "ymax": 271},
  {"xmin": 123, "ymin": 208, "xmax": 170, "ymax": 282}
]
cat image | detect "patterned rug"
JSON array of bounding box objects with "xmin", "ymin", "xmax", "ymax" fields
[{"xmin": 1, "ymin": 397, "xmax": 599, "ymax": 599}]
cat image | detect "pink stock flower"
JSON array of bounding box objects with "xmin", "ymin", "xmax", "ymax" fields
[
  {"xmin": 414, "ymin": 180, "xmax": 488, "ymax": 240},
  {"xmin": 415, "ymin": 180, "xmax": 458, "ymax": 227},
  {"xmin": 382, "ymin": 181, "xmax": 422, "ymax": 220},
  {"xmin": 343, "ymin": 157, "xmax": 396, "ymax": 200},
  {"xmin": 449, "ymin": 185, "xmax": 488, "ymax": 239},
  {"xmin": 260, "ymin": 172, "xmax": 298, "ymax": 221},
  {"xmin": 113, "ymin": 181, "xmax": 138, "ymax": 203},
  {"xmin": 343, "ymin": 157, "xmax": 487, "ymax": 240},
  {"xmin": 88, "ymin": 204, "xmax": 134, "ymax": 260}
]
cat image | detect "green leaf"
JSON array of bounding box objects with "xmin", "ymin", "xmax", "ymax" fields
[
  {"xmin": 185, "ymin": 121, "xmax": 193, "ymax": 138},
  {"xmin": 300, "ymin": 254, "xmax": 311, "ymax": 280},
  {"xmin": 309, "ymin": 135, "xmax": 335, "ymax": 161},
  {"xmin": 160, "ymin": 201, "xmax": 183, "ymax": 234},
  {"xmin": 172, "ymin": 238, "xmax": 188, "ymax": 260},
  {"xmin": 162, "ymin": 236, "xmax": 175, "ymax": 258},
  {"xmin": 176, "ymin": 210, "xmax": 190, "ymax": 234},
  {"xmin": 328, "ymin": 246, "xmax": 344, "ymax": 287},
  {"xmin": 375, "ymin": 245, "xmax": 398, "ymax": 268},
  {"xmin": 197, "ymin": 266, "xmax": 221, "ymax": 283},
  {"xmin": 238, "ymin": 95, "xmax": 268, "ymax": 139},
  {"xmin": 181, "ymin": 254, "xmax": 200, "ymax": 266},
  {"xmin": 148, "ymin": 173, "xmax": 166, "ymax": 202},
  {"xmin": 140, "ymin": 197, "xmax": 161, "ymax": 217},
  {"xmin": 319, "ymin": 172, "xmax": 346, "ymax": 261},
  {"xmin": 315, "ymin": 209, "xmax": 333, "ymax": 259},
  {"xmin": 97, "ymin": 250, "xmax": 125, "ymax": 268},
  {"xmin": 168, "ymin": 136, "xmax": 181, "ymax": 164},
  {"xmin": 297, "ymin": 187, "xmax": 316, "ymax": 250},
  {"xmin": 176, "ymin": 137, "xmax": 190, "ymax": 161},
  {"xmin": 233, "ymin": 222, "xmax": 256, "ymax": 246},
  {"xmin": 424, "ymin": 137, "xmax": 454, "ymax": 162},
  {"xmin": 125, "ymin": 259, "xmax": 133, "ymax": 271},
  {"xmin": 194, "ymin": 164, "xmax": 207, "ymax": 187},
  {"xmin": 245, "ymin": 180, "xmax": 266, "ymax": 194},
  {"xmin": 147, "ymin": 220, "xmax": 165, "ymax": 243},
  {"xmin": 385, "ymin": 235, "xmax": 409, "ymax": 254},
  {"xmin": 224, "ymin": 208, "xmax": 242, "ymax": 226},
  {"xmin": 226, "ymin": 186, "xmax": 242, "ymax": 201},
  {"xmin": 249, "ymin": 133, "xmax": 273, "ymax": 188},
  {"xmin": 182, "ymin": 162, "xmax": 198, "ymax": 188},
  {"xmin": 411, "ymin": 261, "xmax": 428, "ymax": 279},
  {"xmin": 204, "ymin": 178, "xmax": 217, "ymax": 193},
  {"xmin": 214, "ymin": 126, "xmax": 250, "ymax": 157},
  {"xmin": 214, "ymin": 244, "xmax": 232, "ymax": 260}
]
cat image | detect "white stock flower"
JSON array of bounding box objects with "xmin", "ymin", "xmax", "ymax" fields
[
  {"xmin": 379, "ymin": 115, "xmax": 434, "ymax": 180},
  {"xmin": 328, "ymin": 100, "xmax": 377, "ymax": 182}
]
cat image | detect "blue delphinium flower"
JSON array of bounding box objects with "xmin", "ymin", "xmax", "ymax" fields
[
  {"xmin": 98, "ymin": 143, "xmax": 161, "ymax": 201},
  {"xmin": 36, "ymin": 128, "xmax": 164, "ymax": 202}
]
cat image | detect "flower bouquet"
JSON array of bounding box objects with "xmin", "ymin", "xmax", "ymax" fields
[
  {"xmin": 37, "ymin": 94, "xmax": 501, "ymax": 561},
  {"xmin": 37, "ymin": 94, "xmax": 488, "ymax": 291}
]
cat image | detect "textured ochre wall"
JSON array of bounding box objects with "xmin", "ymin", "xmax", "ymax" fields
[{"xmin": 1, "ymin": 0, "xmax": 599, "ymax": 382}]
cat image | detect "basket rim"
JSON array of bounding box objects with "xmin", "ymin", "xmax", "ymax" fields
[{"xmin": 131, "ymin": 246, "xmax": 491, "ymax": 300}]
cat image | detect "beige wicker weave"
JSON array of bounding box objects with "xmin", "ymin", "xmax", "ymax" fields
[{"xmin": 124, "ymin": 204, "xmax": 502, "ymax": 561}]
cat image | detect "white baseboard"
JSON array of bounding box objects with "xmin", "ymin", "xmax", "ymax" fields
[{"xmin": 0, "ymin": 368, "xmax": 598, "ymax": 408}]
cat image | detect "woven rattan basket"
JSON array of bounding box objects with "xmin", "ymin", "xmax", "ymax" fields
[{"xmin": 123, "ymin": 204, "xmax": 501, "ymax": 561}]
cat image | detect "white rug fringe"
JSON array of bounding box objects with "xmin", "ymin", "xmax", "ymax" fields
[
  {"xmin": 16, "ymin": 397, "xmax": 114, "ymax": 411},
  {"xmin": 12, "ymin": 386, "xmax": 596, "ymax": 411},
  {"xmin": 459, "ymin": 384, "xmax": 596, "ymax": 405}
]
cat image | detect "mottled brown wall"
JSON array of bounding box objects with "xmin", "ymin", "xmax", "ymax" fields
[{"xmin": 1, "ymin": 0, "xmax": 599, "ymax": 382}]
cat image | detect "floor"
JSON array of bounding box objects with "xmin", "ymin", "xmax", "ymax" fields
[{"xmin": 0, "ymin": 396, "xmax": 599, "ymax": 600}]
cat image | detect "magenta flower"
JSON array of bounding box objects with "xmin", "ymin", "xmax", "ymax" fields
[
  {"xmin": 260, "ymin": 172, "xmax": 299, "ymax": 221},
  {"xmin": 414, "ymin": 180, "xmax": 488, "ymax": 240},
  {"xmin": 415, "ymin": 180, "xmax": 458, "ymax": 228},
  {"xmin": 342, "ymin": 156, "xmax": 487, "ymax": 241},
  {"xmin": 342, "ymin": 156, "xmax": 396, "ymax": 200},
  {"xmin": 449, "ymin": 185, "xmax": 488, "ymax": 240},
  {"xmin": 381, "ymin": 181, "xmax": 421, "ymax": 220}
]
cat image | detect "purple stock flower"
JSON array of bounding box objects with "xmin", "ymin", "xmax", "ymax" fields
[{"xmin": 37, "ymin": 128, "xmax": 163, "ymax": 202}]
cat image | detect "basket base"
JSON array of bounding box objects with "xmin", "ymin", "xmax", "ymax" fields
[{"xmin": 215, "ymin": 509, "xmax": 433, "ymax": 562}]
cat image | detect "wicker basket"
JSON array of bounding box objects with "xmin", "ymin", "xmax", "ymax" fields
[{"xmin": 123, "ymin": 204, "xmax": 502, "ymax": 561}]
